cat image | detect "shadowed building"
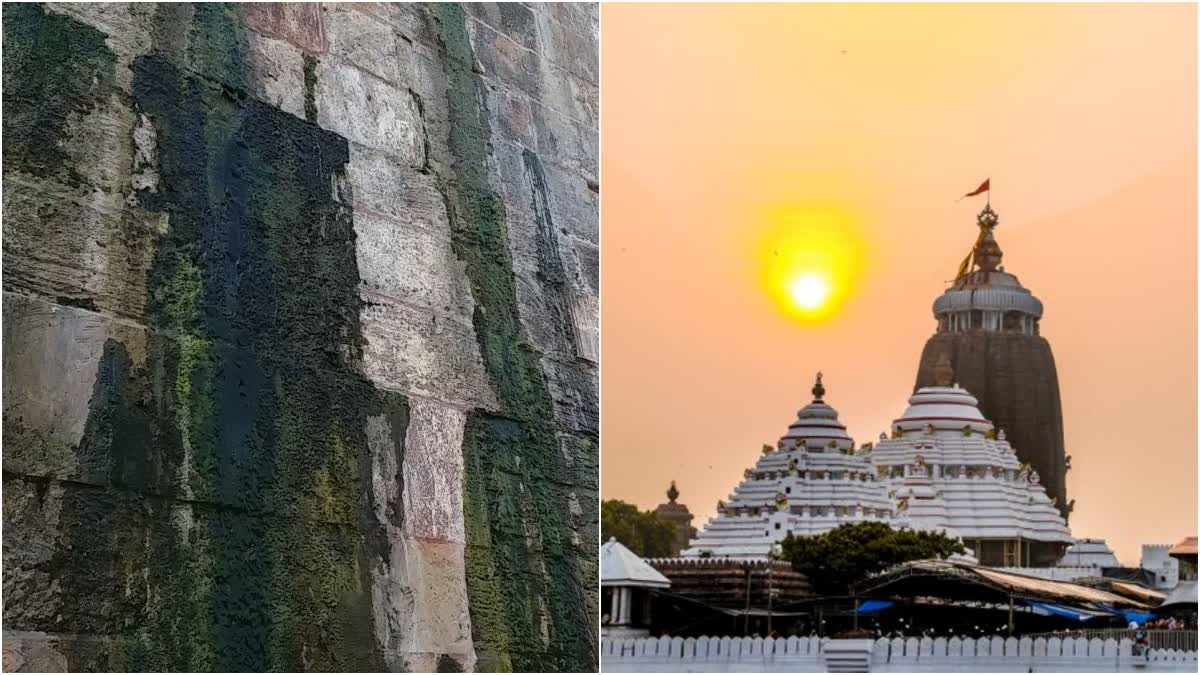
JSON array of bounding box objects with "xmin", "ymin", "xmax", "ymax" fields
[{"xmin": 914, "ymin": 204, "xmax": 1070, "ymax": 520}]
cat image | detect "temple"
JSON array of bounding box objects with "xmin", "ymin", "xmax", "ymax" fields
[
  {"xmin": 683, "ymin": 372, "xmax": 1073, "ymax": 566},
  {"xmin": 913, "ymin": 204, "xmax": 1070, "ymax": 519},
  {"xmin": 682, "ymin": 374, "xmax": 892, "ymax": 559}
]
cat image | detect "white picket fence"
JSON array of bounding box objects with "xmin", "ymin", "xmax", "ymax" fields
[{"xmin": 601, "ymin": 635, "xmax": 1200, "ymax": 672}]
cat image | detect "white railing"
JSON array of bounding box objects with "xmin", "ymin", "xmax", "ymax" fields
[
  {"xmin": 1026, "ymin": 629, "xmax": 1197, "ymax": 653},
  {"xmin": 601, "ymin": 635, "xmax": 1200, "ymax": 672}
]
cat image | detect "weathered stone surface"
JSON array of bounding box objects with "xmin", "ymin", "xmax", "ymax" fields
[
  {"xmin": 915, "ymin": 332, "xmax": 1069, "ymax": 517},
  {"xmin": 533, "ymin": 7, "xmax": 599, "ymax": 85},
  {"xmin": 2, "ymin": 176, "xmax": 163, "ymax": 322},
  {"xmin": 4, "ymin": 2, "xmax": 597, "ymax": 671},
  {"xmin": 372, "ymin": 536, "xmax": 475, "ymax": 672},
  {"xmin": 2, "ymin": 294, "xmax": 149, "ymax": 479},
  {"xmin": 346, "ymin": 144, "xmax": 443, "ymax": 225},
  {"xmin": 3, "ymin": 632, "xmax": 70, "ymax": 672},
  {"xmin": 245, "ymin": 31, "xmax": 306, "ymax": 120},
  {"xmin": 359, "ymin": 299, "xmax": 496, "ymax": 411},
  {"xmin": 354, "ymin": 210, "xmax": 474, "ymax": 324},
  {"xmin": 402, "ymin": 400, "xmax": 468, "ymax": 543},
  {"xmin": 322, "ymin": 4, "xmax": 402, "ymax": 84},
  {"xmin": 314, "ymin": 59, "xmax": 426, "ymax": 166},
  {"xmin": 245, "ymin": 2, "xmax": 326, "ymax": 54}
]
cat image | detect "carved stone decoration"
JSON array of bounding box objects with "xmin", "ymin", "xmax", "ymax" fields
[{"xmin": 932, "ymin": 352, "xmax": 955, "ymax": 387}]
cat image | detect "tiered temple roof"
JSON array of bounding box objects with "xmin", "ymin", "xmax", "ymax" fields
[
  {"xmin": 871, "ymin": 379, "xmax": 1073, "ymax": 549},
  {"xmin": 682, "ymin": 375, "xmax": 894, "ymax": 560},
  {"xmin": 682, "ymin": 371, "xmax": 1072, "ymax": 563}
]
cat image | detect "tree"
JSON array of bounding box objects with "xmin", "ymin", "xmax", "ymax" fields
[
  {"xmin": 601, "ymin": 500, "xmax": 679, "ymax": 558},
  {"xmin": 778, "ymin": 521, "xmax": 965, "ymax": 595}
]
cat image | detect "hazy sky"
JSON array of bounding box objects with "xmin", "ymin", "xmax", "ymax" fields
[{"xmin": 601, "ymin": 2, "xmax": 1197, "ymax": 565}]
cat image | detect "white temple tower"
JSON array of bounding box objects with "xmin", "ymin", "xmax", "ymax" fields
[{"xmin": 682, "ymin": 374, "xmax": 894, "ymax": 560}]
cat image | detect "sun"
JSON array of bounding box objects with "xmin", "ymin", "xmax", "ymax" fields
[
  {"xmin": 789, "ymin": 273, "xmax": 831, "ymax": 311},
  {"xmin": 758, "ymin": 203, "xmax": 865, "ymax": 322}
]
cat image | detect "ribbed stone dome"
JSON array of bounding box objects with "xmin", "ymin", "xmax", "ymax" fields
[
  {"xmin": 779, "ymin": 374, "xmax": 853, "ymax": 452},
  {"xmin": 933, "ymin": 281, "xmax": 1043, "ymax": 318},
  {"xmin": 893, "ymin": 385, "xmax": 994, "ymax": 436}
]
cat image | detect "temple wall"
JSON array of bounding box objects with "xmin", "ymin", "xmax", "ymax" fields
[
  {"xmin": 2, "ymin": 2, "xmax": 598, "ymax": 671},
  {"xmin": 601, "ymin": 636, "xmax": 1199, "ymax": 673}
]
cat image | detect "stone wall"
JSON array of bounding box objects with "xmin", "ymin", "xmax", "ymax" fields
[
  {"xmin": 601, "ymin": 635, "xmax": 1200, "ymax": 673},
  {"xmin": 2, "ymin": 2, "xmax": 598, "ymax": 671}
]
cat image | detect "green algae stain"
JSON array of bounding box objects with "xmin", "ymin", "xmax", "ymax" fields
[
  {"xmin": 1, "ymin": 2, "xmax": 115, "ymax": 182},
  {"xmin": 303, "ymin": 54, "xmax": 319, "ymax": 124},
  {"xmin": 434, "ymin": 4, "xmax": 594, "ymax": 671},
  {"xmin": 128, "ymin": 47, "xmax": 388, "ymax": 670},
  {"xmin": 5, "ymin": 4, "xmax": 397, "ymax": 671}
]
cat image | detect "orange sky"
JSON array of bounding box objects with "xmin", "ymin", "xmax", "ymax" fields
[{"xmin": 601, "ymin": 2, "xmax": 1197, "ymax": 565}]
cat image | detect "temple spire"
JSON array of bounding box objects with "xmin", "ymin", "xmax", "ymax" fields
[
  {"xmin": 811, "ymin": 372, "xmax": 825, "ymax": 401},
  {"xmin": 955, "ymin": 203, "xmax": 1003, "ymax": 282}
]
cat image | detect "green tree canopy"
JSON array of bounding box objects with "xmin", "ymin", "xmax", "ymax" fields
[
  {"xmin": 778, "ymin": 521, "xmax": 966, "ymax": 595},
  {"xmin": 601, "ymin": 499, "xmax": 679, "ymax": 558}
]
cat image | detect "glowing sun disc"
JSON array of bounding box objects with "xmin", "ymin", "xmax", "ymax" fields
[{"xmin": 789, "ymin": 274, "xmax": 830, "ymax": 310}]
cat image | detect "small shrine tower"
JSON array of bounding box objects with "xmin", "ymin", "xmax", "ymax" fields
[{"xmin": 653, "ymin": 481, "xmax": 696, "ymax": 556}]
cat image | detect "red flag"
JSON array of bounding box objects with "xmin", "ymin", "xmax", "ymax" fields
[{"xmin": 964, "ymin": 179, "xmax": 990, "ymax": 198}]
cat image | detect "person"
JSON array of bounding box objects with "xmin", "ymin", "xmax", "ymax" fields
[
  {"xmin": 1133, "ymin": 629, "xmax": 1149, "ymax": 658},
  {"xmin": 1128, "ymin": 619, "xmax": 1139, "ymax": 630}
]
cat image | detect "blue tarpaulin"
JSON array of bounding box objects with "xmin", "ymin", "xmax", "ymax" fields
[
  {"xmin": 1025, "ymin": 601, "xmax": 1107, "ymax": 622},
  {"xmin": 1098, "ymin": 605, "xmax": 1155, "ymax": 625},
  {"xmin": 856, "ymin": 600, "xmax": 895, "ymax": 614}
]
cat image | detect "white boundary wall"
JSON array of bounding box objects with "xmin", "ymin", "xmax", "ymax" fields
[{"xmin": 601, "ymin": 635, "xmax": 1200, "ymax": 672}]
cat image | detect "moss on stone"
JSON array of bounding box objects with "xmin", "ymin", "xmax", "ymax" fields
[
  {"xmin": 7, "ymin": 4, "xmax": 397, "ymax": 671},
  {"xmin": 303, "ymin": 54, "xmax": 319, "ymax": 124},
  {"xmin": 434, "ymin": 4, "xmax": 595, "ymax": 671},
  {"xmin": 1, "ymin": 2, "xmax": 115, "ymax": 182}
]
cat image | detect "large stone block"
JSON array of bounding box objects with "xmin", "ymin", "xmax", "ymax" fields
[
  {"xmin": 371, "ymin": 534, "xmax": 474, "ymax": 672},
  {"xmin": 2, "ymin": 176, "xmax": 162, "ymax": 322},
  {"xmin": 466, "ymin": 17, "xmax": 541, "ymax": 101},
  {"xmin": 2, "ymin": 294, "xmax": 150, "ymax": 480},
  {"xmin": 353, "ymin": 210, "xmax": 474, "ymax": 325},
  {"xmin": 245, "ymin": 31, "xmax": 306, "ymax": 120},
  {"xmin": 346, "ymin": 145, "xmax": 446, "ymax": 227},
  {"xmin": 464, "ymin": 3, "xmax": 539, "ymax": 53},
  {"xmin": 245, "ymin": 2, "xmax": 326, "ymax": 54},
  {"xmin": 3, "ymin": 479, "xmax": 69, "ymax": 631},
  {"xmin": 2, "ymin": 632, "xmax": 71, "ymax": 673},
  {"xmin": 359, "ymin": 299, "xmax": 496, "ymax": 411},
  {"xmin": 532, "ymin": 100, "xmax": 599, "ymax": 182},
  {"xmin": 532, "ymin": 2, "xmax": 599, "ymax": 44},
  {"xmin": 348, "ymin": 2, "xmax": 438, "ymax": 48},
  {"xmin": 322, "ymin": 4, "xmax": 403, "ymax": 84},
  {"xmin": 533, "ymin": 8, "xmax": 598, "ymax": 85},
  {"xmin": 314, "ymin": 60, "xmax": 426, "ymax": 167},
  {"xmin": 402, "ymin": 400, "xmax": 467, "ymax": 543}
]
